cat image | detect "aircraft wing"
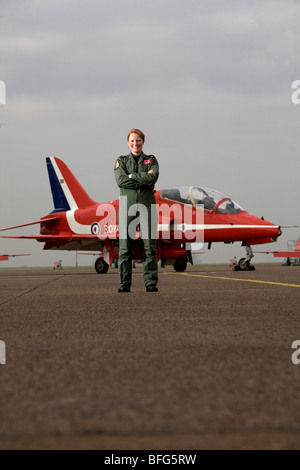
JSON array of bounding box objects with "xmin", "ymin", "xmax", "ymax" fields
[
  {"xmin": 0, "ymin": 233, "xmax": 105, "ymax": 253},
  {"xmin": 0, "ymin": 254, "xmax": 31, "ymax": 261},
  {"xmin": 77, "ymin": 252, "xmax": 103, "ymax": 255},
  {"xmin": 0, "ymin": 216, "xmax": 62, "ymax": 232},
  {"xmin": 254, "ymin": 250, "xmax": 300, "ymax": 258},
  {"xmin": 3, "ymin": 253, "xmax": 31, "ymax": 256},
  {"xmin": 0, "ymin": 234, "xmax": 70, "ymax": 240},
  {"xmin": 0, "ymin": 234, "xmax": 103, "ymax": 241}
]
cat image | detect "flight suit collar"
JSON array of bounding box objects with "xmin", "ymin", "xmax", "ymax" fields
[{"xmin": 129, "ymin": 151, "xmax": 145, "ymax": 164}]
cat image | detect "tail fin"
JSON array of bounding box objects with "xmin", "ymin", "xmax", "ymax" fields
[{"xmin": 46, "ymin": 157, "xmax": 97, "ymax": 212}]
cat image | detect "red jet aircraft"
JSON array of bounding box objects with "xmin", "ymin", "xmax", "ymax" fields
[
  {"xmin": 0, "ymin": 254, "xmax": 31, "ymax": 261},
  {"xmin": 0, "ymin": 157, "xmax": 282, "ymax": 273},
  {"xmin": 254, "ymin": 238, "xmax": 300, "ymax": 263}
]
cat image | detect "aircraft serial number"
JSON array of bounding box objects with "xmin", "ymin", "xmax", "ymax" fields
[{"xmin": 104, "ymin": 224, "xmax": 119, "ymax": 234}]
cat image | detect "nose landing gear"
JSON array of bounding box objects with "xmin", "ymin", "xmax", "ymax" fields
[{"xmin": 233, "ymin": 244, "xmax": 255, "ymax": 271}]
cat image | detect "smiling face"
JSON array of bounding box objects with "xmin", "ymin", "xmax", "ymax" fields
[{"xmin": 127, "ymin": 132, "xmax": 144, "ymax": 156}]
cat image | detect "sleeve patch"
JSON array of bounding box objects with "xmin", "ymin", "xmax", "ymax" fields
[{"xmin": 115, "ymin": 160, "xmax": 120, "ymax": 169}]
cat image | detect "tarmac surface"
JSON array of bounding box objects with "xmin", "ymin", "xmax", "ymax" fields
[{"xmin": 0, "ymin": 263, "xmax": 300, "ymax": 450}]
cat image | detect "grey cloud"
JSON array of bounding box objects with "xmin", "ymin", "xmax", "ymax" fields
[{"xmin": 2, "ymin": 0, "xmax": 299, "ymax": 100}]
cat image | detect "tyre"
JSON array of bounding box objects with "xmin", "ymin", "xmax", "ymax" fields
[
  {"xmin": 173, "ymin": 257, "xmax": 187, "ymax": 272},
  {"xmin": 238, "ymin": 257, "xmax": 249, "ymax": 270},
  {"xmin": 95, "ymin": 257, "xmax": 109, "ymax": 274}
]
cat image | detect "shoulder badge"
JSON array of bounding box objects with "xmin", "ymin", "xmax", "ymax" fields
[{"xmin": 115, "ymin": 160, "xmax": 120, "ymax": 170}]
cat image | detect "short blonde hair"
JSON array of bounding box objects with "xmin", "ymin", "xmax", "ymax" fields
[{"xmin": 127, "ymin": 129, "xmax": 145, "ymax": 142}]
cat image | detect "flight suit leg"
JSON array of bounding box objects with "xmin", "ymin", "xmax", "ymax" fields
[
  {"xmin": 142, "ymin": 238, "xmax": 158, "ymax": 287},
  {"xmin": 140, "ymin": 202, "xmax": 158, "ymax": 287},
  {"xmin": 118, "ymin": 236, "xmax": 134, "ymax": 288},
  {"xmin": 118, "ymin": 197, "xmax": 137, "ymax": 288}
]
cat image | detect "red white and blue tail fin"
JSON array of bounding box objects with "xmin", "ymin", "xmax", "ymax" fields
[{"xmin": 46, "ymin": 157, "xmax": 97, "ymax": 212}]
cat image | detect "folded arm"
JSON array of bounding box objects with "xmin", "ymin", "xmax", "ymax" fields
[
  {"xmin": 130, "ymin": 157, "xmax": 159, "ymax": 187},
  {"xmin": 114, "ymin": 159, "xmax": 140, "ymax": 189}
]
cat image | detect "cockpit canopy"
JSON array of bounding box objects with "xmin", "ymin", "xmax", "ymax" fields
[{"xmin": 160, "ymin": 186, "xmax": 243, "ymax": 214}]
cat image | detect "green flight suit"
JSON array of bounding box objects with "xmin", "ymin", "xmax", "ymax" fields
[{"xmin": 114, "ymin": 152, "xmax": 159, "ymax": 289}]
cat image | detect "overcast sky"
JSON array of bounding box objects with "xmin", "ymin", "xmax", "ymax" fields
[{"xmin": 0, "ymin": 0, "xmax": 299, "ymax": 268}]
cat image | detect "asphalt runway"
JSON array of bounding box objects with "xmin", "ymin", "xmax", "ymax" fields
[{"xmin": 0, "ymin": 264, "xmax": 300, "ymax": 450}]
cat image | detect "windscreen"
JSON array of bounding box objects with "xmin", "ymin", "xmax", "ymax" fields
[{"xmin": 161, "ymin": 186, "xmax": 243, "ymax": 214}]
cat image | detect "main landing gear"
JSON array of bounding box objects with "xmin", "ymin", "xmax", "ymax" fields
[
  {"xmin": 173, "ymin": 250, "xmax": 192, "ymax": 272},
  {"xmin": 233, "ymin": 244, "xmax": 255, "ymax": 271},
  {"xmin": 95, "ymin": 257, "xmax": 109, "ymax": 274},
  {"xmin": 173, "ymin": 256, "xmax": 188, "ymax": 272}
]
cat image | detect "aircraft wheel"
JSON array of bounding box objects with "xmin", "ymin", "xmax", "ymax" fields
[
  {"xmin": 238, "ymin": 257, "xmax": 249, "ymax": 270},
  {"xmin": 173, "ymin": 257, "xmax": 187, "ymax": 272},
  {"xmin": 95, "ymin": 257, "xmax": 109, "ymax": 274}
]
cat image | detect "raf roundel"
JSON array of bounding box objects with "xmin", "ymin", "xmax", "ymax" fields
[{"xmin": 91, "ymin": 222, "xmax": 100, "ymax": 235}]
